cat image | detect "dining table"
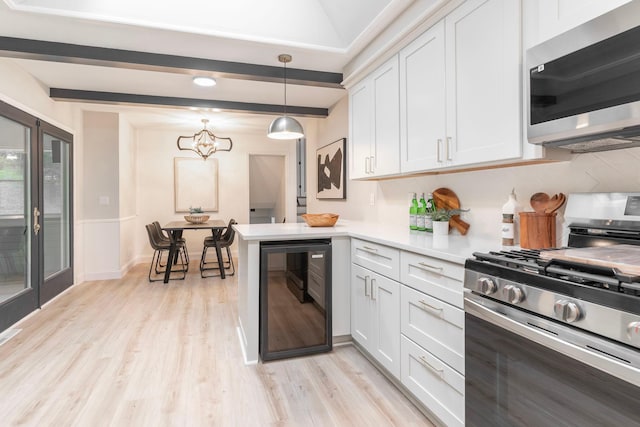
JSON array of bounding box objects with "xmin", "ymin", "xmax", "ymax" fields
[{"xmin": 162, "ymin": 219, "xmax": 227, "ymax": 283}]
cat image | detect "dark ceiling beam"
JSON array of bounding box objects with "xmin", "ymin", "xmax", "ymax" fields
[
  {"xmin": 0, "ymin": 36, "xmax": 344, "ymax": 89},
  {"xmin": 49, "ymin": 88, "xmax": 329, "ymax": 117}
]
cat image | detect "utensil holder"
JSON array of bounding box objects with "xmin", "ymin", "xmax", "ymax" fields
[{"xmin": 519, "ymin": 212, "xmax": 556, "ymax": 249}]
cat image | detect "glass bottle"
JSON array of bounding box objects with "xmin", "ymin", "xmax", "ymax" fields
[
  {"xmin": 417, "ymin": 193, "xmax": 427, "ymax": 231},
  {"xmin": 409, "ymin": 192, "xmax": 418, "ymax": 230}
]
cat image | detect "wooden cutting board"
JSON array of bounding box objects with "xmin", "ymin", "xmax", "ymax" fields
[
  {"xmin": 540, "ymin": 244, "xmax": 640, "ymax": 276},
  {"xmin": 432, "ymin": 188, "xmax": 470, "ymax": 235}
]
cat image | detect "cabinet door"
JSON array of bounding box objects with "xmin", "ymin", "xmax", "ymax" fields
[
  {"xmin": 371, "ymin": 56, "xmax": 400, "ymax": 177},
  {"xmin": 445, "ymin": 0, "xmax": 521, "ymax": 166},
  {"xmin": 400, "ymin": 21, "xmax": 446, "ymax": 173},
  {"xmin": 351, "ymin": 264, "xmax": 373, "ymax": 350},
  {"xmin": 371, "ymin": 272, "xmax": 401, "ymax": 377},
  {"xmin": 349, "ymin": 80, "xmax": 372, "ymax": 180},
  {"xmin": 536, "ymin": 0, "xmax": 631, "ymax": 45}
]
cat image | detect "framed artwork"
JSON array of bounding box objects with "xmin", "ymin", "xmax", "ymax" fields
[
  {"xmin": 316, "ymin": 138, "xmax": 346, "ymax": 200},
  {"xmin": 174, "ymin": 157, "xmax": 218, "ymax": 212}
]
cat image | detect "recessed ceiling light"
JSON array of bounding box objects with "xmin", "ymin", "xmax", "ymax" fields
[{"xmin": 193, "ymin": 76, "xmax": 217, "ymax": 87}]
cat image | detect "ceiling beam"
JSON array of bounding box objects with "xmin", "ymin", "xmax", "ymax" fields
[
  {"xmin": 0, "ymin": 36, "xmax": 344, "ymax": 89},
  {"xmin": 49, "ymin": 88, "xmax": 329, "ymax": 117}
]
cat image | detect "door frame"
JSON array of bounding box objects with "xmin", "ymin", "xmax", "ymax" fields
[{"xmin": 0, "ymin": 99, "xmax": 74, "ymax": 331}]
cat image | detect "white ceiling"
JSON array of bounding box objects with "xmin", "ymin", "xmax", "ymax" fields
[{"xmin": 0, "ymin": 0, "xmax": 415, "ymax": 132}]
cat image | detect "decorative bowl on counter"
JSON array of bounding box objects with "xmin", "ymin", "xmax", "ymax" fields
[
  {"xmin": 301, "ymin": 213, "xmax": 339, "ymax": 227},
  {"xmin": 184, "ymin": 214, "xmax": 210, "ymax": 224}
]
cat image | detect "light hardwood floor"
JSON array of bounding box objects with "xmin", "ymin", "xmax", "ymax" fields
[{"xmin": 0, "ymin": 261, "xmax": 434, "ymax": 426}]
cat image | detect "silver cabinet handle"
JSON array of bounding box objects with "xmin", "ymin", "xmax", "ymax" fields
[
  {"xmin": 419, "ymin": 356, "xmax": 444, "ymax": 378},
  {"xmin": 33, "ymin": 207, "xmax": 41, "ymax": 235},
  {"xmin": 446, "ymin": 137, "xmax": 452, "ymax": 161},
  {"xmin": 419, "ymin": 300, "xmax": 443, "ymax": 312},
  {"xmin": 437, "ymin": 139, "xmax": 443, "ymax": 163},
  {"xmin": 416, "ymin": 262, "xmax": 443, "ymax": 274},
  {"xmin": 362, "ymin": 245, "xmax": 378, "ymax": 253},
  {"xmin": 371, "ymin": 278, "xmax": 376, "ymax": 301},
  {"xmin": 369, "ymin": 155, "xmax": 375, "ymax": 174},
  {"xmin": 364, "ymin": 156, "xmax": 370, "ymax": 174},
  {"xmin": 364, "ymin": 275, "xmax": 370, "ymax": 297}
]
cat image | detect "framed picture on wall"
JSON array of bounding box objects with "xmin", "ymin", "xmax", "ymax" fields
[
  {"xmin": 316, "ymin": 138, "xmax": 346, "ymax": 200},
  {"xmin": 174, "ymin": 157, "xmax": 219, "ymax": 212}
]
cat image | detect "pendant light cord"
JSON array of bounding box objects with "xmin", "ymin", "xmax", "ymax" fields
[{"xmin": 283, "ymin": 60, "xmax": 288, "ymax": 116}]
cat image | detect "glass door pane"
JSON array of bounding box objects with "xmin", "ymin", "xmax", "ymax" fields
[
  {"xmin": 39, "ymin": 122, "xmax": 73, "ymax": 305},
  {"xmin": 0, "ymin": 113, "xmax": 34, "ymax": 318},
  {"xmin": 42, "ymin": 133, "xmax": 70, "ymax": 279}
]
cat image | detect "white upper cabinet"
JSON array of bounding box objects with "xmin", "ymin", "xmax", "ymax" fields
[
  {"xmin": 445, "ymin": 0, "xmax": 522, "ymax": 166},
  {"xmin": 349, "ymin": 56, "xmax": 400, "ymax": 179},
  {"xmin": 531, "ymin": 0, "xmax": 632, "ymax": 47},
  {"xmin": 399, "ymin": 0, "xmax": 521, "ymax": 173},
  {"xmin": 400, "ymin": 20, "xmax": 447, "ymax": 173}
]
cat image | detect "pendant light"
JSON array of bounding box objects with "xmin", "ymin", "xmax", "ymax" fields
[{"xmin": 268, "ymin": 54, "xmax": 304, "ymax": 140}]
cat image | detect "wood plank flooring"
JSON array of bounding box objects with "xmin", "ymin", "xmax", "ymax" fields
[{"xmin": 0, "ymin": 261, "xmax": 434, "ymax": 426}]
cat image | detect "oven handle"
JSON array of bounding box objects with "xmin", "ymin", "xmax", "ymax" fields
[{"xmin": 465, "ymin": 296, "xmax": 640, "ymax": 387}]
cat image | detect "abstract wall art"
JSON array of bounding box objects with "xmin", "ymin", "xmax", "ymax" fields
[{"xmin": 316, "ymin": 138, "xmax": 346, "ymax": 200}]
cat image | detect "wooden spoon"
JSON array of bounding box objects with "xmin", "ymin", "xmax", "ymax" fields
[
  {"xmin": 545, "ymin": 192, "xmax": 566, "ymax": 213},
  {"xmin": 530, "ymin": 192, "xmax": 550, "ymax": 213}
]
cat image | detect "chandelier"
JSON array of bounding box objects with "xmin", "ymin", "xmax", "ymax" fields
[{"xmin": 176, "ymin": 119, "xmax": 233, "ymax": 160}]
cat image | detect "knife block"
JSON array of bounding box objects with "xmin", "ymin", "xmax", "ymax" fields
[{"xmin": 519, "ymin": 212, "xmax": 556, "ymax": 249}]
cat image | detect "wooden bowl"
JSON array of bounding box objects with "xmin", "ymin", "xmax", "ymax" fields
[
  {"xmin": 184, "ymin": 214, "xmax": 210, "ymax": 224},
  {"xmin": 302, "ymin": 213, "xmax": 339, "ymax": 227}
]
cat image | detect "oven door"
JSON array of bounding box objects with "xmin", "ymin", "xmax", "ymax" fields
[{"xmin": 465, "ymin": 294, "xmax": 640, "ymax": 427}]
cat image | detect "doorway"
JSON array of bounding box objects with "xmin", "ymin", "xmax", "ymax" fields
[
  {"xmin": 249, "ymin": 155, "xmax": 286, "ymax": 224},
  {"xmin": 0, "ymin": 100, "xmax": 73, "ymax": 332}
]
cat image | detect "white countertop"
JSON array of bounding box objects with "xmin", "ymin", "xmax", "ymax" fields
[{"xmin": 234, "ymin": 220, "xmax": 503, "ymax": 265}]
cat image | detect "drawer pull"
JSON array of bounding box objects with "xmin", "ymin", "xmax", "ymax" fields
[
  {"xmin": 419, "ymin": 356, "xmax": 444, "ymax": 378},
  {"xmin": 416, "ymin": 262, "xmax": 444, "ymax": 274},
  {"xmin": 419, "ymin": 300, "xmax": 443, "ymax": 313},
  {"xmin": 361, "ymin": 246, "xmax": 379, "ymax": 253}
]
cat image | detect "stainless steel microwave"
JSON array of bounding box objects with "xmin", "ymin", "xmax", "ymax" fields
[{"xmin": 526, "ymin": 1, "xmax": 640, "ymax": 153}]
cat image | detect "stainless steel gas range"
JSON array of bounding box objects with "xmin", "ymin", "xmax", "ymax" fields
[{"xmin": 464, "ymin": 192, "xmax": 640, "ymax": 426}]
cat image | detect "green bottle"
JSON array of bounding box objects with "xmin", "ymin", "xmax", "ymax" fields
[
  {"xmin": 409, "ymin": 192, "xmax": 418, "ymax": 230},
  {"xmin": 417, "ymin": 192, "xmax": 427, "ymax": 231},
  {"xmin": 425, "ymin": 193, "xmax": 435, "ymax": 232}
]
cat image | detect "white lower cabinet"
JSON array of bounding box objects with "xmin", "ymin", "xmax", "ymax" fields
[
  {"xmin": 351, "ymin": 263, "xmax": 400, "ymax": 377},
  {"xmin": 351, "ymin": 239, "xmax": 466, "ymax": 425},
  {"xmin": 401, "ymin": 336, "xmax": 464, "ymax": 427},
  {"xmin": 401, "ymin": 285, "xmax": 464, "ymax": 374}
]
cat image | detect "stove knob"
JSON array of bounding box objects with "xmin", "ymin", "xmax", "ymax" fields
[
  {"xmin": 502, "ymin": 285, "xmax": 525, "ymax": 304},
  {"xmin": 554, "ymin": 300, "xmax": 582, "ymax": 323},
  {"xmin": 477, "ymin": 277, "xmax": 497, "ymax": 295},
  {"xmin": 627, "ymin": 321, "xmax": 640, "ymax": 344}
]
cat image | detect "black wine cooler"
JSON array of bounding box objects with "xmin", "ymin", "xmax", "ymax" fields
[{"xmin": 259, "ymin": 239, "xmax": 332, "ymax": 361}]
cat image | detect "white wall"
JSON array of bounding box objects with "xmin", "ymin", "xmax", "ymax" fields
[{"xmin": 135, "ymin": 127, "xmax": 298, "ymax": 262}]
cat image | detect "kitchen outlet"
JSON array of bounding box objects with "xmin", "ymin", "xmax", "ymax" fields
[
  {"xmin": 99, "ymin": 196, "xmax": 110, "ymax": 205},
  {"xmin": 369, "ymin": 192, "xmax": 375, "ymax": 206}
]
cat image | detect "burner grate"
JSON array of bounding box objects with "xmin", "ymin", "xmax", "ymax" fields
[{"xmin": 472, "ymin": 249, "xmax": 640, "ymax": 297}]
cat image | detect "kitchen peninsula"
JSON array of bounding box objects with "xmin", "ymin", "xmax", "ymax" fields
[{"xmin": 233, "ymin": 220, "xmax": 498, "ymax": 364}]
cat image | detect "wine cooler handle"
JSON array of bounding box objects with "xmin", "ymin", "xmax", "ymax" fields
[{"xmin": 33, "ymin": 207, "xmax": 41, "ymax": 236}]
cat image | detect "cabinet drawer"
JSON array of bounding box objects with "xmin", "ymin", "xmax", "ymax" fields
[
  {"xmin": 401, "ymin": 285, "xmax": 464, "ymax": 374},
  {"xmin": 308, "ymin": 270, "xmax": 325, "ymax": 310},
  {"xmin": 401, "ymin": 335, "xmax": 464, "ymax": 427},
  {"xmin": 401, "ymin": 251, "xmax": 463, "ymax": 308},
  {"xmin": 351, "ymin": 238, "xmax": 400, "ymax": 281}
]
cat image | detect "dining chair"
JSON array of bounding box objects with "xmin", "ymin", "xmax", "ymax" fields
[
  {"xmin": 200, "ymin": 218, "xmax": 237, "ymax": 278},
  {"xmin": 152, "ymin": 221, "xmax": 189, "ymax": 266},
  {"xmin": 145, "ymin": 224, "xmax": 188, "ymax": 282}
]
